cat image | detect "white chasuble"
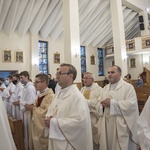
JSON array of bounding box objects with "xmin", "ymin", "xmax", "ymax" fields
[
  {"xmin": 98, "ymin": 79, "xmax": 139, "ymax": 150},
  {"xmin": 0, "ymin": 96, "xmax": 17, "ymax": 150},
  {"xmin": 46, "ymin": 84, "xmax": 93, "ymax": 150},
  {"xmin": 137, "ymin": 96, "xmax": 150, "ymax": 150}
]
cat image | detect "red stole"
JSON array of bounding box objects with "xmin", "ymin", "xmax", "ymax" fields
[{"xmin": 36, "ymin": 95, "xmax": 45, "ymax": 107}]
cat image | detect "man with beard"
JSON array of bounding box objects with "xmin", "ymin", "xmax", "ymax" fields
[{"xmin": 98, "ymin": 65, "xmax": 139, "ymax": 150}]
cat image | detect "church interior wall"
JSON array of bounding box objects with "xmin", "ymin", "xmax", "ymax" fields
[
  {"xmin": 0, "ymin": 32, "xmax": 150, "ymax": 82},
  {"xmin": 85, "ymin": 45, "xmax": 104, "ymax": 81},
  {"xmin": 0, "ymin": 32, "xmax": 31, "ymax": 73}
]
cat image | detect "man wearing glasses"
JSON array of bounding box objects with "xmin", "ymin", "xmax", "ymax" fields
[
  {"xmin": 25, "ymin": 73, "xmax": 54, "ymax": 150},
  {"xmin": 44, "ymin": 63, "xmax": 93, "ymax": 150}
]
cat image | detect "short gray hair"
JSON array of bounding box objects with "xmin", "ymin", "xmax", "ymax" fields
[{"xmin": 83, "ymin": 72, "xmax": 95, "ymax": 80}]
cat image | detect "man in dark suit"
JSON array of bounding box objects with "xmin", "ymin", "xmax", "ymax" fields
[{"xmin": 47, "ymin": 74, "xmax": 56, "ymax": 93}]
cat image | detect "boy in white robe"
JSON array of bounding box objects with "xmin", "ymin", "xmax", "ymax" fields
[
  {"xmin": 44, "ymin": 63, "xmax": 93, "ymax": 150},
  {"xmin": 10, "ymin": 73, "xmax": 23, "ymax": 119},
  {"xmin": 19, "ymin": 71, "xmax": 36, "ymax": 150},
  {"xmin": 1, "ymin": 76, "xmax": 15, "ymax": 115}
]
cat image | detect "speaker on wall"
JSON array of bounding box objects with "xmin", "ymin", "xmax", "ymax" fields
[
  {"xmin": 139, "ymin": 15, "xmax": 144, "ymax": 22},
  {"xmin": 140, "ymin": 23, "xmax": 145, "ymax": 30}
]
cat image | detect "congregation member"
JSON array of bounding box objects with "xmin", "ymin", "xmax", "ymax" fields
[
  {"xmin": 10, "ymin": 73, "xmax": 24, "ymax": 119},
  {"xmin": 137, "ymin": 96, "xmax": 150, "ymax": 149},
  {"xmin": 0, "ymin": 96, "xmax": 17, "ymax": 150},
  {"xmin": 98, "ymin": 65, "xmax": 139, "ymax": 150},
  {"xmin": 136, "ymin": 75, "xmax": 143, "ymax": 87},
  {"xmin": 81, "ymin": 72, "xmax": 102, "ymax": 150},
  {"xmin": 124, "ymin": 73, "xmax": 132, "ymax": 84},
  {"xmin": 44, "ymin": 63, "xmax": 93, "ymax": 150},
  {"xmin": 20, "ymin": 71, "xmax": 36, "ymax": 150},
  {"xmin": 0, "ymin": 75, "xmax": 15, "ymax": 115},
  {"xmin": 48, "ymin": 73, "xmax": 56, "ymax": 93},
  {"xmin": 25, "ymin": 73, "xmax": 54, "ymax": 150}
]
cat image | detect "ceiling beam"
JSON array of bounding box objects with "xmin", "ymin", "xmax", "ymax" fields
[
  {"xmin": 40, "ymin": 0, "xmax": 62, "ymax": 39},
  {"xmin": 0, "ymin": 0, "xmax": 12, "ymax": 30},
  {"xmin": 3, "ymin": 0, "xmax": 20, "ymax": 36}
]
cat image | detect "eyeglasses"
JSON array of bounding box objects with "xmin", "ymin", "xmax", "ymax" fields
[
  {"xmin": 56, "ymin": 72, "xmax": 70, "ymax": 76},
  {"xmin": 34, "ymin": 81, "xmax": 44, "ymax": 84},
  {"xmin": 83, "ymin": 77, "xmax": 93, "ymax": 80}
]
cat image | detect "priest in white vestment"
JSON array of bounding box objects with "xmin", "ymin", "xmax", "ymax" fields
[
  {"xmin": 0, "ymin": 96, "xmax": 16, "ymax": 150},
  {"xmin": 44, "ymin": 63, "xmax": 93, "ymax": 150},
  {"xmin": 81, "ymin": 72, "xmax": 102, "ymax": 150},
  {"xmin": 98, "ymin": 65, "xmax": 139, "ymax": 150},
  {"xmin": 137, "ymin": 96, "xmax": 150, "ymax": 150}
]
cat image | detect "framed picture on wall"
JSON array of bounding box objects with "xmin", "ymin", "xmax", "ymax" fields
[
  {"xmin": 126, "ymin": 39, "xmax": 135, "ymax": 51},
  {"xmin": 129, "ymin": 58, "xmax": 136, "ymax": 68},
  {"xmin": 146, "ymin": 39, "xmax": 150, "ymax": 46},
  {"xmin": 142, "ymin": 36, "xmax": 150, "ymax": 49},
  {"xmin": 15, "ymin": 51, "xmax": 23, "ymax": 63},
  {"xmin": 2, "ymin": 50, "xmax": 12, "ymax": 63},
  {"xmin": 90, "ymin": 55, "xmax": 95, "ymax": 65},
  {"xmin": 54, "ymin": 53, "xmax": 60, "ymax": 64}
]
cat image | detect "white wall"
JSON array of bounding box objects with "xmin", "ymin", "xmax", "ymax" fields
[
  {"xmin": 0, "ymin": 32, "xmax": 31, "ymax": 73},
  {"xmin": 128, "ymin": 54, "xmax": 143, "ymax": 79},
  {"xmin": 105, "ymin": 36, "xmax": 150, "ymax": 80},
  {"xmin": 105, "ymin": 56, "xmax": 114, "ymax": 74},
  {"xmin": 85, "ymin": 46, "xmax": 104, "ymax": 81},
  {"xmin": 0, "ymin": 32, "xmax": 65, "ymax": 80}
]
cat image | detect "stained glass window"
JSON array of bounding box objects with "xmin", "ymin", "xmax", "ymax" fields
[
  {"xmin": 80, "ymin": 46, "xmax": 86, "ymax": 74},
  {"xmin": 38, "ymin": 41, "xmax": 48, "ymax": 74},
  {"xmin": 98, "ymin": 48, "xmax": 104, "ymax": 76}
]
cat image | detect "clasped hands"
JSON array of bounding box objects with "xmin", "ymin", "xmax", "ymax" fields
[
  {"xmin": 44, "ymin": 116, "xmax": 52, "ymax": 128},
  {"xmin": 24, "ymin": 104, "xmax": 34, "ymax": 111},
  {"xmin": 13, "ymin": 101, "xmax": 20, "ymax": 106},
  {"xmin": 101, "ymin": 98, "xmax": 111, "ymax": 108}
]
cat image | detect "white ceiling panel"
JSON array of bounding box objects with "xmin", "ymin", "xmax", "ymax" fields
[{"xmin": 0, "ymin": 0, "xmax": 142, "ymax": 48}]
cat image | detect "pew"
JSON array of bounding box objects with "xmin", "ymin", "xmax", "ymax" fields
[
  {"xmin": 136, "ymin": 93, "xmax": 149, "ymax": 113},
  {"xmin": 8, "ymin": 116, "xmax": 25, "ymax": 150}
]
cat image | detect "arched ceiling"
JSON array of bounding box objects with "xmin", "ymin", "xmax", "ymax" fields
[{"xmin": 0, "ymin": 0, "xmax": 141, "ymax": 48}]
